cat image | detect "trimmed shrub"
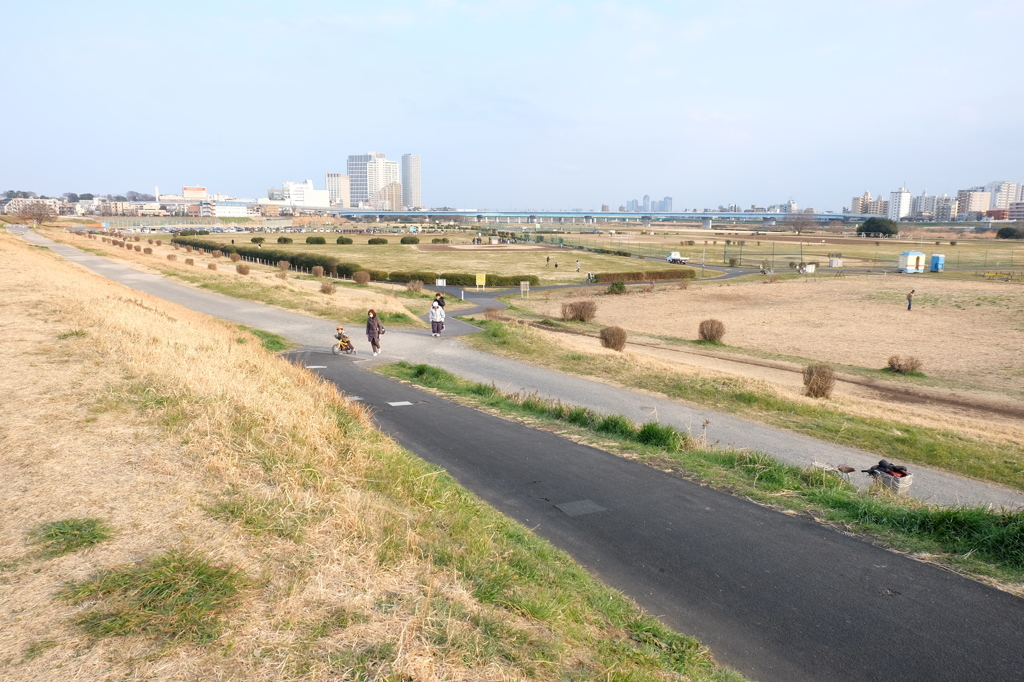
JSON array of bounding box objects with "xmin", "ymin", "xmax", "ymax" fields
[
  {"xmin": 147, "ymin": 239, "xmax": 153, "ymax": 244},
  {"xmin": 311, "ymin": 265, "xmax": 324, "ymax": 277},
  {"xmin": 562, "ymin": 300, "xmax": 597, "ymax": 322},
  {"xmin": 487, "ymin": 274, "xmax": 540, "ymax": 286},
  {"xmin": 134, "ymin": 236, "xmax": 141, "ymax": 242},
  {"xmin": 388, "ymin": 271, "xmax": 439, "ymax": 283},
  {"xmin": 185, "ymin": 258, "xmax": 194, "ymax": 266},
  {"xmin": 306, "ymin": 236, "xmax": 326, "ymax": 244},
  {"xmin": 400, "ymin": 236, "xmax": 420, "ymax": 244},
  {"xmin": 698, "ymin": 319, "xmax": 725, "ymax": 343},
  {"xmin": 594, "ymin": 269, "xmax": 696, "ymax": 283},
  {"xmin": 143, "ymin": 247, "xmax": 152, "ymax": 255},
  {"xmin": 728, "ymin": 258, "xmax": 739, "ymax": 267},
  {"xmin": 185, "ymin": 245, "xmax": 194, "ymax": 253},
  {"xmin": 212, "ymin": 250, "xmax": 223, "ymax": 258},
  {"xmin": 368, "ymin": 237, "xmax": 388, "ymax": 245},
  {"xmin": 277, "ymin": 260, "xmax": 291, "ymax": 271},
  {"xmin": 134, "ymin": 245, "xmax": 142, "ymax": 252},
  {"xmin": 431, "ymin": 237, "xmax": 450, "ymax": 244},
  {"xmin": 336, "ymin": 236, "xmax": 353, "ymax": 244},
  {"xmin": 600, "ymin": 326, "xmax": 627, "ymax": 351},
  {"xmin": 320, "ymin": 281, "xmax": 336, "ymax": 294},
  {"xmin": 251, "ymin": 237, "xmax": 265, "ymax": 244},
  {"xmin": 166, "ymin": 254, "xmax": 177, "ymax": 261},
  {"xmin": 607, "ymin": 281, "xmax": 627, "ymax": 295},
  {"xmin": 950, "ymin": 240, "xmax": 957, "ymax": 246},
  {"xmin": 406, "ymin": 279, "xmax": 423, "ymax": 292},
  {"xmin": 803, "ymin": 363, "xmax": 836, "ymax": 398},
  {"xmin": 887, "ymin": 355, "xmax": 923, "ymax": 374},
  {"xmin": 335, "ymin": 262, "xmax": 362, "ymax": 277},
  {"xmin": 230, "ymin": 253, "xmax": 241, "ymax": 262},
  {"xmin": 353, "ymin": 271, "xmax": 370, "ymax": 285},
  {"xmin": 173, "ymin": 244, "xmax": 180, "ymax": 250},
  {"xmin": 236, "ymin": 264, "xmax": 250, "ymax": 275},
  {"xmin": 277, "ymin": 236, "xmax": 293, "ymax": 244},
  {"xmin": 208, "ymin": 263, "xmax": 217, "ymax": 271}
]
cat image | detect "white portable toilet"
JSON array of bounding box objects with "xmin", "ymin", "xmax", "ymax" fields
[{"xmin": 897, "ymin": 251, "xmax": 925, "ymax": 273}]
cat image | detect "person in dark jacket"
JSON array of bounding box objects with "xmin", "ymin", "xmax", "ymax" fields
[
  {"xmin": 366, "ymin": 309, "xmax": 384, "ymax": 356},
  {"xmin": 434, "ymin": 292, "xmax": 446, "ymax": 308}
]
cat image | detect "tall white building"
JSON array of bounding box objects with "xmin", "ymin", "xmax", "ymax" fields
[
  {"xmin": 326, "ymin": 173, "xmax": 350, "ymax": 207},
  {"xmin": 911, "ymin": 189, "xmax": 937, "ymax": 218},
  {"xmin": 347, "ymin": 152, "xmax": 400, "ymax": 207},
  {"xmin": 888, "ymin": 187, "xmax": 912, "ymax": 221},
  {"xmin": 401, "ymin": 154, "xmax": 421, "ymax": 208},
  {"xmin": 985, "ymin": 180, "xmax": 1021, "ymax": 210},
  {"xmin": 278, "ymin": 180, "xmax": 329, "ymax": 207}
]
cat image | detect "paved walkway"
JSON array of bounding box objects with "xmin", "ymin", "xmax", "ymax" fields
[{"xmin": 23, "ymin": 230, "xmax": 1024, "ymax": 510}]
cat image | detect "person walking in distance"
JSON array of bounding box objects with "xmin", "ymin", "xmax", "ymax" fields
[
  {"xmin": 429, "ymin": 301, "xmax": 446, "ymax": 337},
  {"xmin": 907, "ymin": 289, "xmax": 915, "ymax": 311},
  {"xmin": 546, "ymin": 256, "xmax": 550, "ymax": 267},
  {"xmin": 576, "ymin": 260, "xmax": 581, "ymax": 272},
  {"xmin": 434, "ymin": 291, "xmax": 446, "ymax": 309},
  {"xmin": 366, "ymin": 309, "xmax": 385, "ymax": 355}
]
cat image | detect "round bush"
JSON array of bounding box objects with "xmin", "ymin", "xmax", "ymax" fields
[
  {"xmin": 562, "ymin": 300, "xmax": 597, "ymax": 322},
  {"xmin": 212, "ymin": 250, "xmax": 223, "ymax": 258},
  {"xmin": 277, "ymin": 260, "xmax": 291, "ymax": 271},
  {"xmin": 230, "ymin": 253, "xmax": 241, "ymax": 262},
  {"xmin": 368, "ymin": 237, "xmax": 388, "ymax": 245},
  {"xmin": 143, "ymin": 247, "xmax": 152, "ymax": 255},
  {"xmin": 185, "ymin": 258, "xmax": 194, "ymax": 266},
  {"xmin": 352, "ymin": 271, "xmax": 371, "ymax": 284},
  {"xmin": 606, "ymin": 281, "xmax": 626, "ymax": 295},
  {"xmin": 208, "ymin": 263, "xmax": 217, "ymax": 271},
  {"xmin": 311, "ymin": 265, "xmax": 324, "ymax": 277},
  {"xmin": 236, "ymin": 264, "xmax": 250, "ymax": 275},
  {"xmin": 698, "ymin": 319, "xmax": 725, "ymax": 343},
  {"xmin": 306, "ymin": 236, "xmax": 326, "ymax": 244},
  {"xmin": 400, "ymin": 236, "xmax": 420, "ymax": 244},
  {"xmin": 277, "ymin": 236, "xmax": 293, "ymax": 244},
  {"xmin": 803, "ymin": 363, "xmax": 835, "ymax": 398},
  {"xmin": 166, "ymin": 254, "xmax": 177, "ymax": 261},
  {"xmin": 336, "ymin": 236, "xmax": 353, "ymax": 244},
  {"xmin": 320, "ymin": 281, "xmax": 337, "ymax": 294},
  {"xmin": 599, "ymin": 326, "xmax": 627, "ymax": 351},
  {"xmin": 251, "ymin": 237, "xmax": 265, "ymax": 244}
]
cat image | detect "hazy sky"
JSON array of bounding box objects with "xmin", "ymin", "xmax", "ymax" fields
[{"xmin": 3, "ymin": 1, "xmax": 1021, "ymax": 211}]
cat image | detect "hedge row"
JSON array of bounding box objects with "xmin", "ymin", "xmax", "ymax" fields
[
  {"xmin": 595, "ymin": 269, "xmax": 696, "ymax": 283},
  {"xmin": 170, "ymin": 238, "xmax": 539, "ymax": 285}
]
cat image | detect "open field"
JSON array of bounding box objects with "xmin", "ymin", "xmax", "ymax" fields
[
  {"xmin": 0, "ymin": 228, "xmax": 740, "ymax": 680},
  {"xmin": 185, "ymin": 231, "xmax": 704, "ymax": 284},
  {"xmin": 511, "ymin": 274, "xmax": 1024, "ymax": 394},
  {"xmin": 41, "ymin": 229, "xmax": 481, "ymax": 326}
]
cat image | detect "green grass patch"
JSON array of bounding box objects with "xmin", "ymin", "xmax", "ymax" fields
[
  {"xmin": 57, "ymin": 329, "xmax": 87, "ymax": 340},
  {"xmin": 27, "ymin": 518, "xmax": 112, "ymax": 557},
  {"xmin": 21, "ymin": 640, "xmax": 59, "ymax": 662},
  {"xmin": 380, "ymin": 361, "xmax": 1024, "ymax": 580},
  {"xmin": 60, "ymin": 550, "xmax": 248, "ymax": 643},
  {"xmin": 462, "ymin": 321, "xmax": 1024, "ymax": 492},
  {"xmin": 236, "ymin": 325, "xmax": 294, "ymax": 352}
]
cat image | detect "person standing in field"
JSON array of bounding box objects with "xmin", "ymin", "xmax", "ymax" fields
[
  {"xmin": 907, "ymin": 289, "xmax": 915, "ymax": 311},
  {"xmin": 576, "ymin": 260, "xmax": 581, "ymax": 272},
  {"xmin": 429, "ymin": 301, "xmax": 446, "ymax": 337},
  {"xmin": 366, "ymin": 309, "xmax": 384, "ymax": 355},
  {"xmin": 546, "ymin": 256, "xmax": 550, "ymax": 266}
]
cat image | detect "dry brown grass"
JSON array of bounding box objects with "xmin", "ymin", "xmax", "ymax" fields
[
  {"xmin": 483, "ymin": 306, "xmax": 504, "ymax": 320},
  {"xmin": 0, "ymin": 234, "xmax": 557, "ymax": 680},
  {"xmin": 600, "ymin": 326, "xmax": 627, "ymax": 351},
  {"xmin": 803, "ymin": 363, "xmax": 836, "ymax": 398},
  {"xmin": 562, "ymin": 300, "xmax": 597, "ymax": 322},
  {"xmin": 406, "ymin": 279, "xmax": 423, "ymax": 293},
  {"xmin": 320, "ymin": 281, "xmax": 336, "ymax": 295}
]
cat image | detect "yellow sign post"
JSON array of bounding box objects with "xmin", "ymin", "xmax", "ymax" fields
[{"xmin": 475, "ymin": 273, "xmax": 486, "ymax": 291}]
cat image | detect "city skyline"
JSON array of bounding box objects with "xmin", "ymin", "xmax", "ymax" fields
[{"xmin": 2, "ymin": 1, "xmax": 1021, "ymax": 210}]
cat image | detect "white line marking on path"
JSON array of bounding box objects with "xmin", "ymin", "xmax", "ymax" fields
[
  {"xmin": 387, "ymin": 401, "xmax": 413, "ymax": 407},
  {"xmin": 305, "ymin": 365, "xmax": 327, "ymax": 369},
  {"xmin": 347, "ymin": 396, "xmax": 363, "ymax": 402}
]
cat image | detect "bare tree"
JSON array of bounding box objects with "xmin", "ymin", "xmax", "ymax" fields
[
  {"xmin": 787, "ymin": 212, "xmax": 818, "ymax": 235},
  {"xmin": 18, "ymin": 202, "xmax": 57, "ymax": 226}
]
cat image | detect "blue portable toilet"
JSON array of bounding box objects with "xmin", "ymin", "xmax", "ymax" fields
[
  {"xmin": 930, "ymin": 254, "xmax": 945, "ymax": 272},
  {"xmin": 898, "ymin": 251, "xmax": 926, "ymax": 273}
]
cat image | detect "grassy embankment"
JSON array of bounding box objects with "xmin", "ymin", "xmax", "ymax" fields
[
  {"xmin": 380, "ymin": 361, "xmax": 1024, "ymax": 584},
  {"xmin": 456, "ymin": 318, "xmax": 1024, "ymax": 493},
  {"xmin": 0, "ymin": 229, "xmax": 742, "ymax": 679}
]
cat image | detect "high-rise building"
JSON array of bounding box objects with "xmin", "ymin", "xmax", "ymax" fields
[
  {"xmin": 401, "ymin": 154, "xmax": 421, "ymax": 208},
  {"xmin": 380, "ymin": 182, "xmax": 403, "ymax": 211},
  {"xmin": 888, "ymin": 187, "xmax": 912, "ymax": 221},
  {"xmin": 642, "ymin": 195, "xmax": 650, "ymax": 212},
  {"xmin": 626, "ymin": 199, "xmax": 639, "ymax": 212},
  {"xmin": 985, "ymin": 180, "xmax": 1021, "ymax": 210},
  {"xmin": 934, "ymin": 195, "xmax": 958, "ymax": 221},
  {"xmin": 956, "ymin": 187, "xmax": 991, "ymax": 219},
  {"xmin": 661, "ymin": 196, "xmax": 673, "ymax": 212},
  {"xmin": 911, "ymin": 189, "xmax": 937, "ymax": 219},
  {"xmin": 347, "ymin": 152, "xmax": 400, "ymax": 206},
  {"xmin": 326, "ymin": 173, "xmax": 350, "ymax": 207}
]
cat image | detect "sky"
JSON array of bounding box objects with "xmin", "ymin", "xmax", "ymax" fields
[{"xmin": 2, "ymin": 0, "xmax": 1022, "ymax": 211}]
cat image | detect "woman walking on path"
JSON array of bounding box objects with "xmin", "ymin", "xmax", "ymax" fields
[
  {"xmin": 429, "ymin": 301, "xmax": 446, "ymax": 337},
  {"xmin": 366, "ymin": 309, "xmax": 385, "ymax": 355}
]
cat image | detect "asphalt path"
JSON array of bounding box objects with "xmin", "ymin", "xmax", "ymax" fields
[
  {"xmin": 19, "ymin": 230, "xmax": 1024, "ymax": 681},
  {"xmin": 296, "ymin": 347, "xmax": 1024, "ymax": 682}
]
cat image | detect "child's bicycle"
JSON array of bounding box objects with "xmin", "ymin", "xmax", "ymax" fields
[{"xmin": 332, "ymin": 326, "xmax": 357, "ymax": 355}]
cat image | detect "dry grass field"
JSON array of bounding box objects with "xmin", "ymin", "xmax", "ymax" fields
[
  {"xmin": 519, "ymin": 276, "xmax": 1024, "ymax": 394},
  {"xmin": 0, "ymin": 231, "xmax": 737, "ymax": 680}
]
